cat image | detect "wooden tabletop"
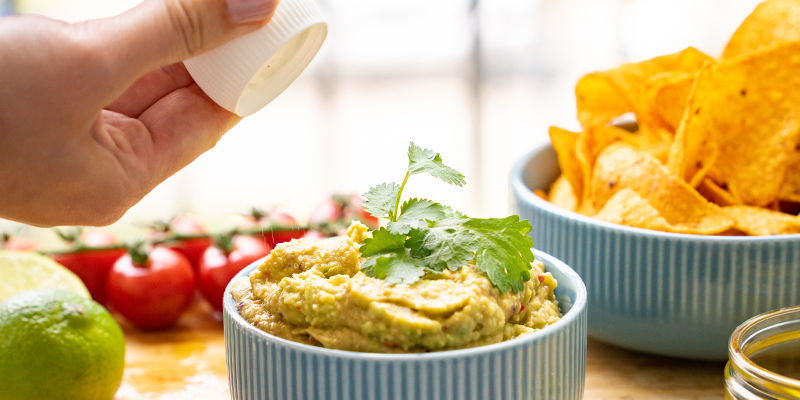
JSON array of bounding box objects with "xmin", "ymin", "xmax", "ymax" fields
[{"xmin": 115, "ymin": 301, "xmax": 726, "ymax": 400}]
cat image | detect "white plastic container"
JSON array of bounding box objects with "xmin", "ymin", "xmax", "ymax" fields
[{"xmin": 184, "ymin": 0, "xmax": 327, "ymax": 116}]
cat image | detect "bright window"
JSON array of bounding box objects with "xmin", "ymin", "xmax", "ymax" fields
[{"xmin": 0, "ymin": 0, "xmax": 761, "ymax": 238}]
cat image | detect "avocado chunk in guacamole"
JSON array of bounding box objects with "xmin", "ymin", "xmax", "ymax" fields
[{"xmin": 229, "ymin": 223, "xmax": 562, "ymax": 353}]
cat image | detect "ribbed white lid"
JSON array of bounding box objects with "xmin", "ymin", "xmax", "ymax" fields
[{"xmin": 184, "ymin": 0, "xmax": 327, "ymax": 116}]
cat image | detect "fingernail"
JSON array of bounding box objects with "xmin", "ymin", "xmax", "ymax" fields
[{"xmin": 227, "ymin": 0, "xmax": 277, "ymax": 24}]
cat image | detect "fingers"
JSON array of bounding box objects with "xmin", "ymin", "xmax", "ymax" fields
[
  {"xmin": 96, "ymin": 0, "xmax": 278, "ymax": 83},
  {"xmin": 106, "ymin": 63, "xmax": 193, "ymax": 117},
  {"xmin": 137, "ymin": 83, "xmax": 240, "ymax": 180}
]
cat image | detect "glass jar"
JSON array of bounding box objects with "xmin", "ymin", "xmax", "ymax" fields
[{"xmin": 725, "ymin": 306, "xmax": 800, "ymax": 399}]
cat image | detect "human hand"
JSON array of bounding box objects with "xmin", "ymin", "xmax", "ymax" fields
[{"xmin": 0, "ymin": 0, "xmax": 277, "ymax": 226}]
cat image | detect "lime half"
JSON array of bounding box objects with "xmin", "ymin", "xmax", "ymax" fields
[{"xmin": 0, "ymin": 250, "xmax": 90, "ymax": 302}]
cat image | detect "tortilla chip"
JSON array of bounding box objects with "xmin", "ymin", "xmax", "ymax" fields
[
  {"xmin": 594, "ymin": 189, "xmax": 672, "ymax": 232},
  {"xmin": 723, "ymin": 205, "xmax": 800, "ymax": 235},
  {"xmin": 589, "ymin": 143, "xmax": 734, "ymax": 234},
  {"xmin": 578, "ymin": 125, "xmax": 633, "ymax": 161},
  {"xmin": 573, "ymin": 125, "xmax": 640, "ymax": 213},
  {"xmin": 575, "ymin": 73, "xmax": 631, "ymax": 130},
  {"xmin": 779, "ymin": 145, "xmax": 800, "ymax": 202},
  {"xmin": 576, "ymin": 125, "xmax": 629, "ymax": 186},
  {"xmin": 697, "ymin": 179, "xmax": 739, "ymax": 206},
  {"xmin": 575, "ymin": 47, "xmax": 713, "ymax": 132},
  {"xmin": 549, "ymin": 126, "xmax": 583, "ymax": 204},
  {"xmin": 646, "ymin": 72, "xmax": 695, "ymax": 132},
  {"xmin": 667, "ymin": 42, "xmax": 800, "ymax": 205},
  {"xmin": 547, "ymin": 175, "xmax": 577, "ymax": 212},
  {"xmin": 664, "ymin": 63, "xmax": 716, "ymax": 188},
  {"xmin": 623, "ymin": 125, "xmax": 673, "ymax": 162},
  {"xmin": 550, "ymin": 124, "xmax": 664, "ymax": 214},
  {"xmin": 723, "ymin": 0, "xmax": 800, "ymax": 59}
]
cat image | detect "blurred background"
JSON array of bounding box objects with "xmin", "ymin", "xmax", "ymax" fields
[{"xmin": 0, "ymin": 0, "xmax": 762, "ymax": 242}]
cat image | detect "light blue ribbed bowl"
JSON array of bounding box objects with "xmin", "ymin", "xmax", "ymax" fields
[
  {"xmin": 223, "ymin": 250, "xmax": 587, "ymax": 400},
  {"xmin": 511, "ymin": 143, "xmax": 800, "ymax": 360}
]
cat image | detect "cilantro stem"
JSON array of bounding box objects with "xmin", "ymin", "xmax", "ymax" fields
[{"xmin": 392, "ymin": 171, "xmax": 411, "ymax": 222}]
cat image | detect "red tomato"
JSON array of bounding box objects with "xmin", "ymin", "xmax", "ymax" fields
[
  {"xmin": 308, "ymin": 197, "xmax": 342, "ymax": 228},
  {"xmin": 309, "ymin": 194, "xmax": 380, "ymax": 236},
  {"xmin": 52, "ymin": 230, "xmax": 125, "ymax": 304},
  {"xmin": 241, "ymin": 208, "xmax": 306, "ymax": 248},
  {"xmin": 153, "ymin": 216, "xmax": 212, "ymax": 271},
  {"xmin": 107, "ymin": 246, "xmax": 195, "ymax": 330},
  {"xmin": 197, "ymin": 235, "xmax": 270, "ymax": 311},
  {"xmin": 344, "ymin": 194, "xmax": 380, "ymax": 228},
  {"xmin": 81, "ymin": 230, "xmax": 118, "ymax": 247},
  {"xmin": 301, "ymin": 230, "xmax": 325, "ymax": 240}
]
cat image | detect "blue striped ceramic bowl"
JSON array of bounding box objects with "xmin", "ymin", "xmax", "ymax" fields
[
  {"xmin": 223, "ymin": 250, "xmax": 587, "ymax": 400},
  {"xmin": 511, "ymin": 143, "xmax": 800, "ymax": 360}
]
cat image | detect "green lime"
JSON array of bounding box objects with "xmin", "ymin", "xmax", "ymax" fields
[
  {"xmin": 0, "ymin": 289, "xmax": 125, "ymax": 400},
  {"xmin": 0, "ymin": 250, "xmax": 90, "ymax": 302}
]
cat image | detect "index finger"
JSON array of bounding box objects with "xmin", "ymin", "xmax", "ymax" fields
[{"xmin": 137, "ymin": 83, "xmax": 240, "ymax": 179}]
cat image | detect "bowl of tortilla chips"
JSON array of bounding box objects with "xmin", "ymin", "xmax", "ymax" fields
[{"xmin": 511, "ymin": 0, "xmax": 800, "ymax": 360}]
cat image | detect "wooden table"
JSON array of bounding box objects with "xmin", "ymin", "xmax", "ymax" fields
[{"xmin": 116, "ymin": 301, "xmax": 726, "ymax": 400}]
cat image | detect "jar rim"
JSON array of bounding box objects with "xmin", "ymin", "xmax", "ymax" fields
[{"xmin": 729, "ymin": 305, "xmax": 800, "ymax": 392}]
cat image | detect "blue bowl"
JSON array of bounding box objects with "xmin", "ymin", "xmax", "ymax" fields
[
  {"xmin": 511, "ymin": 143, "xmax": 800, "ymax": 360},
  {"xmin": 223, "ymin": 250, "xmax": 587, "ymax": 400}
]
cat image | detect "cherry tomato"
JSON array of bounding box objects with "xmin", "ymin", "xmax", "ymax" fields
[
  {"xmin": 107, "ymin": 246, "xmax": 195, "ymax": 330},
  {"xmin": 343, "ymin": 194, "xmax": 380, "ymax": 228},
  {"xmin": 309, "ymin": 194, "xmax": 380, "ymax": 236},
  {"xmin": 197, "ymin": 235, "xmax": 270, "ymax": 311},
  {"xmin": 51, "ymin": 230, "xmax": 125, "ymax": 304},
  {"xmin": 81, "ymin": 230, "xmax": 118, "ymax": 247},
  {"xmin": 301, "ymin": 230, "xmax": 325, "ymax": 240},
  {"xmin": 152, "ymin": 216, "xmax": 212, "ymax": 272},
  {"xmin": 308, "ymin": 197, "xmax": 341, "ymax": 229},
  {"xmin": 1, "ymin": 234, "xmax": 37, "ymax": 251},
  {"xmin": 241, "ymin": 208, "xmax": 306, "ymax": 248}
]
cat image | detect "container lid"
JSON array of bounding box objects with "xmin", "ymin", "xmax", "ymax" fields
[{"xmin": 184, "ymin": 0, "xmax": 327, "ymax": 116}]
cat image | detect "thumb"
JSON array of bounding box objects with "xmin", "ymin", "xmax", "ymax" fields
[{"xmin": 99, "ymin": 0, "xmax": 277, "ymax": 80}]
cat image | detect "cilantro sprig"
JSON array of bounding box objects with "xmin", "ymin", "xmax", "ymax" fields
[{"xmin": 360, "ymin": 143, "xmax": 534, "ymax": 292}]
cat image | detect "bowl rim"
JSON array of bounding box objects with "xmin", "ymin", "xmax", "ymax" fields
[
  {"xmin": 511, "ymin": 142, "xmax": 800, "ymax": 243},
  {"xmin": 223, "ymin": 249, "xmax": 587, "ymax": 360}
]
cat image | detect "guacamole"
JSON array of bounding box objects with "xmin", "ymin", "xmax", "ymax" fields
[{"xmin": 229, "ymin": 223, "xmax": 562, "ymax": 353}]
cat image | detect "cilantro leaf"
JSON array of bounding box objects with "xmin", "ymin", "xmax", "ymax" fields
[
  {"xmin": 463, "ymin": 216, "xmax": 534, "ymax": 292},
  {"xmin": 407, "ymin": 143, "xmax": 465, "ymax": 186},
  {"xmin": 361, "ymin": 252, "xmax": 427, "ymax": 284},
  {"xmin": 363, "ymin": 183, "xmax": 401, "ymax": 220},
  {"xmin": 404, "ymin": 215, "xmax": 478, "ymax": 272},
  {"xmin": 405, "ymin": 215, "xmax": 534, "ymax": 292},
  {"xmin": 360, "ymin": 227, "xmax": 406, "ymax": 256},
  {"xmin": 361, "ymin": 228, "xmax": 426, "ymax": 284},
  {"xmin": 388, "ymin": 198, "xmax": 456, "ymax": 235},
  {"xmin": 358, "ymin": 142, "xmax": 535, "ymax": 292}
]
